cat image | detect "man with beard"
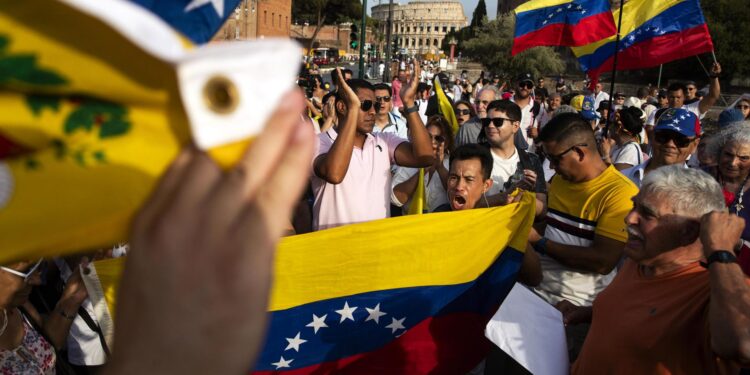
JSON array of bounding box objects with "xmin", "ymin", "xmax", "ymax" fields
[
  {"xmin": 311, "ymin": 64, "xmax": 434, "ymax": 230},
  {"xmin": 560, "ymin": 166, "xmax": 750, "ymax": 374},
  {"xmin": 513, "ymin": 73, "xmax": 541, "ymax": 150},
  {"xmin": 621, "ymin": 108, "xmax": 698, "ymax": 187}
]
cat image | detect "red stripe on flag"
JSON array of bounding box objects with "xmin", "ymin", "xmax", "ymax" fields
[
  {"xmin": 512, "ymin": 11, "xmax": 616, "ymax": 55},
  {"xmin": 252, "ymin": 312, "xmax": 493, "ymax": 375},
  {"xmin": 588, "ymin": 24, "xmax": 714, "ymax": 77}
]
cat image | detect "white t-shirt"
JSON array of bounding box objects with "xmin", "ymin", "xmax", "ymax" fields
[
  {"xmin": 512, "ymin": 98, "xmax": 539, "ymax": 150},
  {"xmin": 487, "ymin": 148, "xmax": 521, "ymax": 196},
  {"xmin": 610, "ymin": 142, "xmax": 642, "ymax": 167}
]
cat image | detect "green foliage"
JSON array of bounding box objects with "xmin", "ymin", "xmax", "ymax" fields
[
  {"xmin": 461, "ymin": 17, "xmax": 565, "ymax": 79},
  {"xmin": 292, "ymin": 0, "xmax": 362, "ymax": 25},
  {"xmin": 702, "ymin": 0, "xmax": 750, "ymax": 80},
  {"xmin": 470, "ymin": 0, "xmax": 488, "ymax": 31}
]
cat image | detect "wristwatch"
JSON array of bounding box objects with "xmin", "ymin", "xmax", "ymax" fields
[
  {"xmin": 700, "ymin": 250, "xmax": 737, "ymax": 268},
  {"xmin": 533, "ymin": 237, "xmax": 548, "ymax": 255},
  {"xmin": 403, "ymin": 104, "xmax": 420, "ymax": 114}
]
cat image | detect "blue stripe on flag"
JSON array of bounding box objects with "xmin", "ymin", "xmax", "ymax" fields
[
  {"xmin": 129, "ymin": 0, "xmax": 241, "ymax": 44},
  {"xmin": 514, "ymin": 0, "xmax": 612, "ymax": 38}
]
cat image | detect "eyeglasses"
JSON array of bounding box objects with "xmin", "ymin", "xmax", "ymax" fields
[
  {"xmin": 430, "ymin": 134, "xmax": 446, "ymax": 143},
  {"xmin": 1, "ymin": 259, "xmax": 44, "ymax": 283},
  {"xmin": 687, "ymin": 87, "xmax": 697, "ymax": 91},
  {"xmin": 654, "ymin": 131, "xmax": 695, "ymax": 148},
  {"xmin": 456, "ymin": 109, "xmax": 472, "ymax": 116},
  {"xmin": 546, "ymin": 143, "xmax": 587, "ymax": 166},
  {"xmin": 737, "ymin": 104, "xmax": 750, "ymax": 110},
  {"xmin": 375, "ymin": 96, "xmax": 391, "ymax": 102},
  {"xmin": 481, "ymin": 117, "xmax": 515, "ymax": 128},
  {"xmin": 360, "ymin": 100, "xmax": 381, "ymax": 112},
  {"xmin": 518, "ymin": 82, "xmax": 533, "ymax": 89}
]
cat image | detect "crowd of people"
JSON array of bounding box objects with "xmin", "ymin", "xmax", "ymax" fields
[{"xmin": 3, "ymin": 56, "xmax": 750, "ymax": 374}]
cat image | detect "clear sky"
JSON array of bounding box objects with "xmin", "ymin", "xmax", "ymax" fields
[{"xmin": 368, "ymin": 0, "xmax": 498, "ymax": 21}]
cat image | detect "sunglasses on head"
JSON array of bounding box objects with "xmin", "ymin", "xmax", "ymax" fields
[
  {"xmin": 360, "ymin": 100, "xmax": 381, "ymax": 112},
  {"xmin": 655, "ymin": 131, "xmax": 695, "ymax": 148},
  {"xmin": 481, "ymin": 117, "xmax": 514, "ymax": 128},
  {"xmin": 518, "ymin": 82, "xmax": 533, "ymax": 89},
  {"xmin": 375, "ymin": 95, "xmax": 391, "ymax": 102},
  {"xmin": 1, "ymin": 259, "xmax": 44, "ymax": 283},
  {"xmin": 456, "ymin": 109, "xmax": 472, "ymax": 116}
]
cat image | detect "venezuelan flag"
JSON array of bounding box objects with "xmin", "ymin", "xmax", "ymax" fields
[
  {"xmin": 129, "ymin": 0, "xmax": 243, "ymax": 44},
  {"xmin": 572, "ymin": 0, "xmax": 714, "ymax": 79},
  {"xmin": 512, "ymin": 0, "xmax": 617, "ymax": 55},
  {"xmin": 83, "ymin": 194, "xmax": 537, "ymax": 374}
]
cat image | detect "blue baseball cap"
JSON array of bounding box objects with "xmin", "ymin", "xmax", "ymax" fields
[
  {"xmin": 718, "ymin": 108, "xmax": 746, "ymax": 128},
  {"xmin": 654, "ymin": 108, "xmax": 700, "ymax": 137},
  {"xmin": 580, "ymin": 96, "xmax": 600, "ymax": 120}
]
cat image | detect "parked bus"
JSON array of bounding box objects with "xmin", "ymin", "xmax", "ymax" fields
[{"xmin": 312, "ymin": 48, "xmax": 340, "ymax": 66}]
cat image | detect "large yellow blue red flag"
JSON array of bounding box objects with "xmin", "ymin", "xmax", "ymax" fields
[
  {"xmin": 83, "ymin": 194, "xmax": 536, "ymax": 374},
  {"xmin": 572, "ymin": 0, "xmax": 714, "ymax": 80},
  {"xmin": 513, "ymin": 0, "xmax": 617, "ymax": 55},
  {"xmin": 0, "ymin": 0, "xmax": 299, "ymax": 263}
]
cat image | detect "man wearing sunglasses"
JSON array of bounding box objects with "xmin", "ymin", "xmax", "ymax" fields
[
  {"xmin": 478, "ymin": 100, "xmax": 547, "ymax": 217},
  {"xmin": 531, "ymin": 112, "xmax": 639, "ymax": 358},
  {"xmin": 511, "ymin": 73, "xmax": 541, "ymax": 151},
  {"xmin": 372, "ymin": 83, "xmax": 408, "ymax": 140},
  {"xmin": 312, "ymin": 64, "xmax": 434, "ymax": 231},
  {"xmin": 621, "ymin": 108, "xmax": 698, "ymax": 187}
]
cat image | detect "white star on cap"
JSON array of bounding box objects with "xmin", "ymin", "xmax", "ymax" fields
[
  {"xmin": 306, "ymin": 314, "xmax": 328, "ymax": 334},
  {"xmin": 336, "ymin": 302, "xmax": 358, "ymax": 323},
  {"xmin": 285, "ymin": 332, "xmax": 307, "ymax": 352},
  {"xmin": 184, "ymin": 0, "xmax": 224, "ymax": 17},
  {"xmin": 365, "ymin": 303, "xmax": 387, "ymax": 324},
  {"xmin": 271, "ymin": 356, "xmax": 293, "ymax": 369},
  {"xmin": 385, "ymin": 317, "xmax": 406, "ymax": 334}
]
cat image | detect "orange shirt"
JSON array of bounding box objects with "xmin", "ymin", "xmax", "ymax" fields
[{"xmin": 572, "ymin": 259, "xmax": 737, "ymax": 375}]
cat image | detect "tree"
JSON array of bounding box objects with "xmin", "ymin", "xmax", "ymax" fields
[
  {"xmin": 469, "ymin": 0, "xmax": 488, "ymax": 32},
  {"xmin": 292, "ymin": 0, "xmax": 362, "ymax": 51},
  {"xmin": 461, "ymin": 16, "xmax": 565, "ymax": 79}
]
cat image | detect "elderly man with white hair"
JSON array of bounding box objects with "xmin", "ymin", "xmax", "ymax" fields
[{"xmin": 558, "ymin": 165, "xmax": 750, "ymax": 374}]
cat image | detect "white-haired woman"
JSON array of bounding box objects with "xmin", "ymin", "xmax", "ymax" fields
[{"xmin": 704, "ymin": 125, "xmax": 750, "ymax": 275}]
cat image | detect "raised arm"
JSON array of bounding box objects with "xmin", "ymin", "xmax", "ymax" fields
[
  {"xmin": 698, "ymin": 62, "xmax": 722, "ymax": 115},
  {"xmin": 700, "ymin": 212, "xmax": 750, "ymax": 365},
  {"xmin": 394, "ymin": 59, "xmax": 434, "ymax": 168},
  {"xmin": 313, "ymin": 68, "xmax": 361, "ymax": 184}
]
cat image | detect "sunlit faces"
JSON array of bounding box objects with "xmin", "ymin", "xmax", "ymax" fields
[
  {"xmin": 483, "ymin": 109, "xmax": 519, "ymax": 147},
  {"xmin": 374, "ymin": 88, "xmax": 393, "ymax": 115},
  {"xmin": 427, "ymin": 124, "xmax": 445, "ymax": 156},
  {"xmin": 736, "ymin": 99, "xmax": 750, "ymax": 119},
  {"xmin": 623, "ymin": 193, "xmax": 687, "ymax": 264},
  {"xmin": 667, "ymin": 90, "xmax": 685, "ymax": 108},
  {"xmin": 718, "ymin": 141, "xmax": 750, "ymax": 181},
  {"xmin": 542, "ymin": 141, "xmax": 587, "ymax": 181},
  {"xmin": 476, "ymin": 90, "xmax": 495, "ymax": 118},
  {"xmin": 447, "ymin": 158, "xmax": 492, "ymax": 211}
]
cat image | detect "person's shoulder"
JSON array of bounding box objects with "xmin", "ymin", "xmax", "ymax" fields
[
  {"xmin": 603, "ymin": 166, "xmax": 640, "ymax": 194},
  {"xmin": 432, "ymin": 203, "xmax": 452, "ymax": 213}
]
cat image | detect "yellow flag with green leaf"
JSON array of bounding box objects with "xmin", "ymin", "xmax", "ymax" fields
[{"xmin": 0, "ymin": 1, "xmax": 299, "ymax": 264}]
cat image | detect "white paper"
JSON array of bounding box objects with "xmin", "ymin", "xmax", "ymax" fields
[{"xmin": 485, "ymin": 283, "xmax": 569, "ymax": 375}]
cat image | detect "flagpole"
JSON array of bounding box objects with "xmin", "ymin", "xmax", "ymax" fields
[
  {"xmin": 657, "ymin": 64, "xmax": 663, "ymax": 89},
  {"xmin": 605, "ymin": 0, "xmax": 626, "ymax": 134}
]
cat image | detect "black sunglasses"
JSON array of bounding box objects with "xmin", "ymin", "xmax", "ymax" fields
[
  {"xmin": 518, "ymin": 82, "xmax": 533, "ymax": 89},
  {"xmin": 546, "ymin": 143, "xmax": 587, "ymax": 165},
  {"xmin": 654, "ymin": 131, "xmax": 695, "ymax": 148},
  {"xmin": 481, "ymin": 117, "xmax": 515, "ymax": 128},
  {"xmin": 456, "ymin": 109, "xmax": 472, "ymax": 116},
  {"xmin": 375, "ymin": 96, "xmax": 392, "ymax": 102},
  {"xmin": 360, "ymin": 100, "xmax": 381, "ymax": 112},
  {"xmin": 430, "ymin": 134, "xmax": 446, "ymax": 143}
]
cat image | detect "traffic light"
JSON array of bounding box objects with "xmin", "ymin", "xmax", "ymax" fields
[
  {"xmin": 349, "ymin": 25, "xmax": 359, "ymax": 49},
  {"xmin": 391, "ymin": 37, "xmax": 398, "ymax": 55}
]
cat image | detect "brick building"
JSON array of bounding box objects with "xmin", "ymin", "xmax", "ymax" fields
[{"xmin": 212, "ymin": 0, "xmax": 291, "ymax": 41}]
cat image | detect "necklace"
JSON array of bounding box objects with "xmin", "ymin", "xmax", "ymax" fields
[
  {"xmin": 0, "ymin": 309, "xmax": 7, "ymax": 336},
  {"xmin": 723, "ymin": 173, "xmax": 750, "ymax": 215}
]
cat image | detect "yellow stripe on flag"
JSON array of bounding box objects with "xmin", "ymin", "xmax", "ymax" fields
[
  {"xmin": 515, "ymin": 0, "xmax": 574, "ymax": 14},
  {"xmin": 406, "ymin": 168, "xmax": 425, "ymax": 215},
  {"xmin": 433, "ymin": 77, "xmax": 459, "ymax": 135},
  {"xmin": 85, "ymin": 193, "xmax": 536, "ymax": 344}
]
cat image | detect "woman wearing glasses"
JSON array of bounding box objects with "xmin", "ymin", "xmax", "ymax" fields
[
  {"xmin": 736, "ymin": 97, "xmax": 750, "ymax": 120},
  {"xmin": 391, "ymin": 115, "xmax": 455, "ymax": 214},
  {"xmin": 452, "ymin": 100, "xmax": 476, "ymax": 127},
  {"xmin": 0, "ymin": 259, "xmax": 88, "ymax": 374}
]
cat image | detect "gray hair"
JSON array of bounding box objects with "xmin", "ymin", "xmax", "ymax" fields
[
  {"xmin": 641, "ymin": 165, "xmax": 725, "ymax": 217},
  {"xmin": 553, "ymin": 105, "xmax": 578, "ymax": 117},
  {"xmin": 705, "ymin": 123, "xmax": 750, "ymax": 161},
  {"xmin": 478, "ymin": 85, "xmax": 500, "ymax": 100}
]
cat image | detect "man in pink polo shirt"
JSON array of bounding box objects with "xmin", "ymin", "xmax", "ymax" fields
[{"xmin": 312, "ymin": 62, "xmax": 434, "ymax": 230}]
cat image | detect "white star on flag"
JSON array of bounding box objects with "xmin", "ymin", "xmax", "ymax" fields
[
  {"xmin": 385, "ymin": 317, "xmax": 406, "ymax": 334},
  {"xmin": 365, "ymin": 303, "xmax": 387, "ymax": 324},
  {"xmin": 285, "ymin": 332, "xmax": 307, "ymax": 352},
  {"xmin": 629, "ymin": 35, "xmax": 636, "ymax": 42},
  {"xmin": 306, "ymin": 314, "xmax": 328, "ymax": 334},
  {"xmin": 271, "ymin": 356, "xmax": 294, "ymax": 369},
  {"xmin": 184, "ymin": 0, "xmax": 225, "ymax": 17},
  {"xmin": 336, "ymin": 302, "xmax": 358, "ymax": 323},
  {"xmin": 543, "ymin": 20, "xmax": 548, "ymax": 25},
  {"xmin": 567, "ymin": 4, "xmax": 573, "ymax": 9},
  {"xmin": 556, "ymin": 8, "xmax": 563, "ymax": 12}
]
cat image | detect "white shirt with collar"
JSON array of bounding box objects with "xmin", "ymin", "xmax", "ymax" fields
[
  {"xmin": 372, "ymin": 110, "xmax": 409, "ymax": 140},
  {"xmin": 592, "ymin": 91, "xmax": 610, "ymax": 111},
  {"xmin": 512, "ymin": 97, "xmax": 538, "ymax": 150}
]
